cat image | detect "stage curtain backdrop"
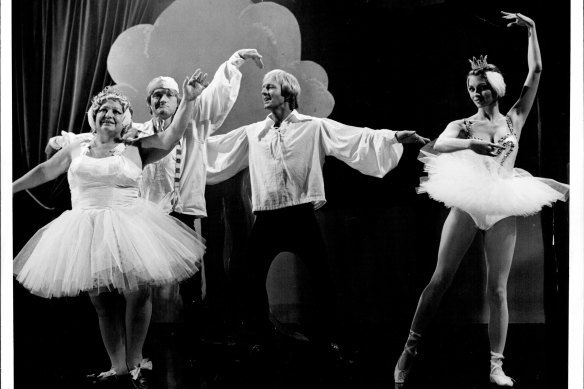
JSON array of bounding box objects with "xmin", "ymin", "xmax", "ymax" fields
[{"xmin": 12, "ymin": 0, "xmax": 173, "ymax": 230}]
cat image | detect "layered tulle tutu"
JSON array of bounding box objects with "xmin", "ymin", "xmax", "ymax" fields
[
  {"xmin": 14, "ymin": 199, "xmax": 204, "ymax": 298},
  {"xmin": 417, "ymin": 145, "xmax": 569, "ymax": 220},
  {"xmin": 14, "ymin": 147, "xmax": 205, "ymax": 298}
]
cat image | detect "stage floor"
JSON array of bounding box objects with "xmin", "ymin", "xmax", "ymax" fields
[{"xmin": 13, "ymin": 306, "xmax": 564, "ymax": 389}]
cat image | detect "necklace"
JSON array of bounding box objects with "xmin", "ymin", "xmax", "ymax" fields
[{"xmin": 87, "ymin": 141, "xmax": 125, "ymax": 158}]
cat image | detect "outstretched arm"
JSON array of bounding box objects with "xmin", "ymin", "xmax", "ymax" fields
[
  {"xmin": 502, "ymin": 11, "xmax": 542, "ymax": 137},
  {"xmin": 319, "ymin": 118, "xmax": 429, "ymax": 178},
  {"xmin": 206, "ymin": 126, "xmax": 250, "ymax": 185},
  {"xmin": 13, "ymin": 140, "xmax": 83, "ymax": 194},
  {"xmin": 395, "ymin": 131, "xmax": 431, "ymax": 145},
  {"xmin": 139, "ymin": 70, "xmax": 207, "ymax": 164}
]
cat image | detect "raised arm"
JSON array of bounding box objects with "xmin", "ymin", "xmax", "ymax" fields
[
  {"xmin": 502, "ymin": 11, "xmax": 542, "ymax": 137},
  {"xmin": 194, "ymin": 49, "xmax": 263, "ymax": 138},
  {"xmin": 13, "ymin": 139, "xmax": 84, "ymax": 194},
  {"xmin": 434, "ymin": 120, "xmax": 505, "ymax": 156},
  {"xmin": 138, "ymin": 70, "xmax": 207, "ymax": 165}
]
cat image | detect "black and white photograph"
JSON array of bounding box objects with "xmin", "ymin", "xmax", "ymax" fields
[{"xmin": 2, "ymin": 0, "xmax": 583, "ymax": 388}]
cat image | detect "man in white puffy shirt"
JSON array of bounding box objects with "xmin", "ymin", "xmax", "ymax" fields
[
  {"xmin": 206, "ymin": 69, "xmax": 430, "ymax": 355},
  {"xmin": 132, "ymin": 49, "xmax": 262, "ymax": 224}
]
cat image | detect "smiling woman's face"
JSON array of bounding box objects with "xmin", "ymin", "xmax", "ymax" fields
[
  {"xmin": 96, "ymin": 100, "xmax": 125, "ymax": 135},
  {"xmin": 467, "ymin": 75, "xmax": 495, "ymax": 108}
]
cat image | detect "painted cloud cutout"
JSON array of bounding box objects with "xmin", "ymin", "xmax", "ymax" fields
[{"xmin": 107, "ymin": 0, "xmax": 334, "ymax": 130}]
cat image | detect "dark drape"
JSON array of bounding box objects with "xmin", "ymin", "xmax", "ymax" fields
[
  {"xmin": 12, "ymin": 0, "xmax": 174, "ymax": 226},
  {"xmin": 11, "ymin": 1, "xmax": 570, "ymax": 388},
  {"xmin": 11, "ymin": 1, "xmax": 175, "ymax": 385}
]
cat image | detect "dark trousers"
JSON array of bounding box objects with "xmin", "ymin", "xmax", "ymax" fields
[
  {"xmin": 170, "ymin": 212, "xmax": 202, "ymax": 334},
  {"xmin": 245, "ymin": 204, "xmax": 336, "ymax": 343}
]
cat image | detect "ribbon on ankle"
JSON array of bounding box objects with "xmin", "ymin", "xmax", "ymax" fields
[
  {"xmin": 490, "ymin": 351, "xmax": 505, "ymax": 360},
  {"xmin": 130, "ymin": 358, "xmax": 153, "ymax": 380},
  {"xmin": 409, "ymin": 329, "xmax": 422, "ymax": 339},
  {"xmin": 140, "ymin": 359, "xmax": 153, "ymax": 370}
]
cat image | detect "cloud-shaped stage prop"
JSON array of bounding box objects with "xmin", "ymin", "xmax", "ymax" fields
[{"xmin": 108, "ymin": 0, "xmax": 335, "ymax": 132}]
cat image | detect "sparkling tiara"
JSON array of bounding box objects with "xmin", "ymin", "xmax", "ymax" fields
[{"xmin": 468, "ymin": 55, "xmax": 489, "ymax": 71}]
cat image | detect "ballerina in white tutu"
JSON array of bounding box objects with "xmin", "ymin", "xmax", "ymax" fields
[
  {"xmin": 394, "ymin": 12, "xmax": 568, "ymax": 387},
  {"xmin": 13, "ymin": 70, "xmax": 207, "ymax": 387}
]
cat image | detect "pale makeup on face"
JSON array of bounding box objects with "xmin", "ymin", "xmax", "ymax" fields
[
  {"xmin": 96, "ymin": 101, "xmax": 124, "ymax": 133},
  {"xmin": 467, "ymin": 75, "xmax": 495, "ymax": 108}
]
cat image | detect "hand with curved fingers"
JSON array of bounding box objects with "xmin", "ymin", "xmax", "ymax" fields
[
  {"xmin": 183, "ymin": 68, "xmax": 208, "ymax": 101},
  {"xmin": 469, "ymin": 139, "xmax": 506, "ymax": 156},
  {"xmin": 501, "ymin": 11, "xmax": 535, "ymax": 29},
  {"xmin": 396, "ymin": 131, "xmax": 431, "ymax": 145},
  {"xmin": 236, "ymin": 48, "xmax": 264, "ymax": 69}
]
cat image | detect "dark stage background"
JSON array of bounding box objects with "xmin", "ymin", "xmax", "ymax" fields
[{"xmin": 12, "ymin": 0, "xmax": 570, "ymax": 388}]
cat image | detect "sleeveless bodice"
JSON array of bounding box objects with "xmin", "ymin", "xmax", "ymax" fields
[
  {"xmin": 15, "ymin": 142, "xmax": 205, "ymax": 298},
  {"xmin": 463, "ymin": 116, "xmax": 519, "ymax": 169},
  {"xmin": 67, "ymin": 146, "xmax": 142, "ymax": 209}
]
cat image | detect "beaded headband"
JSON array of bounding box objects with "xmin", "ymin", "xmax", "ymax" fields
[{"xmin": 468, "ymin": 55, "xmax": 489, "ymax": 71}]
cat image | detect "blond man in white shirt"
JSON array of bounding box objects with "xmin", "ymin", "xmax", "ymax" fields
[{"xmin": 206, "ymin": 69, "xmax": 429, "ymax": 355}]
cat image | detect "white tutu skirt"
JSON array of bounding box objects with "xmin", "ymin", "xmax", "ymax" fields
[
  {"xmin": 417, "ymin": 147, "xmax": 569, "ymax": 218},
  {"xmin": 14, "ymin": 199, "xmax": 205, "ymax": 298}
]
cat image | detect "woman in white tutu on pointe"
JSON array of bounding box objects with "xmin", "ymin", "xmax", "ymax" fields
[
  {"xmin": 13, "ymin": 70, "xmax": 208, "ymax": 388},
  {"xmin": 393, "ymin": 11, "xmax": 568, "ymax": 387}
]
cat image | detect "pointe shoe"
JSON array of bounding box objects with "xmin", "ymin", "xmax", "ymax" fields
[
  {"xmin": 394, "ymin": 330, "xmax": 421, "ymax": 384},
  {"xmin": 394, "ymin": 343, "xmax": 417, "ymax": 384},
  {"xmin": 490, "ymin": 367, "xmax": 514, "ymax": 387},
  {"xmin": 490, "ymin": 352, "xmax": 514, "ymax": 387}
]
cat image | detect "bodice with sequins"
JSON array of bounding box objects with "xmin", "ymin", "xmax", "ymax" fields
[{"xmin": 462, "ymin": 116, "xmax": 518, "ymax": 169}]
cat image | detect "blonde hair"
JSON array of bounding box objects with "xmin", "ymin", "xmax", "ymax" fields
[{"xmin": 263, "ymin": 69, "xmax": 301, "ymax": 110}]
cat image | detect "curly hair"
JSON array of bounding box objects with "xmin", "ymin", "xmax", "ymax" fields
[
  {"xmin": 89, "ymin": 86, "xmax": 133, "ymax": 122},
  {"xmin": 88, "ymin": 86, "xmax": 133, "ymax": 132}
]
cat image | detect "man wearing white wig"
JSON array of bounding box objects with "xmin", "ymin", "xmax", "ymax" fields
[
  {"xmin": 206, "ymin": 69, "xmax": 430, "ymax": 357},
  {"xmin": 132, "ymin": 50, "xmax": 262, "ymax": 351}
]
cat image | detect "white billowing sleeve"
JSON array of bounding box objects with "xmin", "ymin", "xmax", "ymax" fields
[
  {"xmin": 193, "ymin": 52, "xmax": 244, "ymax": 138},
  {"xmin": 206, "ymin": 126, "xmax": 250, "ymax": 185},
  {"xmin": 318, "ymin": 118, "xmax": 403, "ymax": 178},
  {"xmin": 45, "ymin": 131, "xmax": 94, "ymax": 157}
]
